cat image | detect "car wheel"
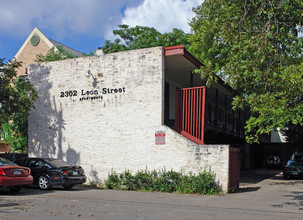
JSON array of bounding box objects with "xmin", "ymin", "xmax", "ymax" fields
[
  {"xmin": 38, "ymin": 175, "xmax": 51, "ymax": 190},
  {"xmin": 63, "ymin": 184, "xmax": 74, "ymax": 189},
  {"xmin": 8, "ymin": 186, "xmax": 22, "ymax": 192}
]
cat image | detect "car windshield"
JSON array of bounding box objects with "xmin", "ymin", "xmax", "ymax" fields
[
  {"xmin": 287, "ymin": 160, "xmax": 303, "ymax": 166},
  {"xmin": 0, "ymin": 157, "xmax": 17, "ymax": 166},
  {"xmin": 44, "ymin": 159, "xmax": 71, "ymax": 167}
]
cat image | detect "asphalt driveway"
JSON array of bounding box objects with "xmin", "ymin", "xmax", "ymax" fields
[{"xmin": 0, "ymin": 169, "xmax": 302, "ymax": 220}]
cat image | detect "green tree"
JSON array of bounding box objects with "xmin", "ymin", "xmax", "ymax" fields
[
  {"xmin": 100, "ymin": 24, "xmax": 191, "ymax": 54},
  {"xmin": 35, "ymin": 45, "xmax": 76, "ymax": 62},
  {"xmin": 189, "ymin": 0, "xmax": 303, "ymax": 143},
  {"xmin": 0, "ymin": 59, "xmax": 37, "ymax": 152}
]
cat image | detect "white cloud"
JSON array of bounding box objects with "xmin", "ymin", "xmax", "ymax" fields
[
  {"xmin": 0, "ymin": 0, "xmax": 143, "ymax": 39},
  {"xmin": 0, "ymin": 0, "xmax": 202, "ymax": 43},
  {"xmin": 120, "ymin": 0, "xmax": 202, "ymax": 34}
]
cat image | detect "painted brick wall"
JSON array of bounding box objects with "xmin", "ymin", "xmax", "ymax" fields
[
  {"xmin": 28, "ymin": 47, "xmax": 230, "ymax": 192},
  {"xmin": 16, "ymin": 39, "xmax": 51, "ymax": 76}
]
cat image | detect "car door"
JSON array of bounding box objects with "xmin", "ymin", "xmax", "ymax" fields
[{"xmin": 28, "ymin": 159, "xmax": 44, "ymax": 180}]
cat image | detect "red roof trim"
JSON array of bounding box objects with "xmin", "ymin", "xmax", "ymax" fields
[
  {"xmin": 164, "ymin": 45, "xmax": 234, "ymax": 92},
  {"xmin": 164, "ymin": 45, "xmax": 202, "ymax": 68},
  {"xmin": 164, "ymin": 45, "xmax": 185, "ymax": 56}
]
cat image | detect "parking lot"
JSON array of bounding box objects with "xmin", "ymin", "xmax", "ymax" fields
[{"xmin": 0, "ymin": 169, "xmax": 302, "ymax": 220}]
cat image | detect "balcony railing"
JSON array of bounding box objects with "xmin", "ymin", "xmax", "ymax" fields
[{"xmin": 174, "ymin": 86, "xmax": 206, "ymax": 145}]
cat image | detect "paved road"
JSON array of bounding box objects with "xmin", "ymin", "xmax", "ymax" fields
[{"xmin": 0, "ymin": 169, "xmax": 302, "ymax": 220}]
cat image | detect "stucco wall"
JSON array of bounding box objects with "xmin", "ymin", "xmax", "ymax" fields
[{"xmin": 28, "ymin": 47, "xmax": 231, "ymax": 192}]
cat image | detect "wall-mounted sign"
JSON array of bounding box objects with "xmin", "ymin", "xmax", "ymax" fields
[
  {"xmin": 59, "ymin": 87, "xmax": 126, "ymax": 102},
  {"xmin": 155, "ymin": 131, "xmax": 165, "ymax": 145}
]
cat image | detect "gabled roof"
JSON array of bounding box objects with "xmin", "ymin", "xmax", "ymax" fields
[
  {"xmin": 48, "ymin": 38, "xmax": 83, "ymax": 57},
  {"xmin": 14, "ymin": 27, "xmax": 83, "ymax": 59}
]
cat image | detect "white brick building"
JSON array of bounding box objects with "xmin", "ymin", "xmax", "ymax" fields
[{"xmin": 28, "ymin": 46, "xmax": 241, "ymax": 192}]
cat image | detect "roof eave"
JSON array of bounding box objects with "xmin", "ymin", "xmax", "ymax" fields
[
  {"xmin": 164, "ymin": 45, "xmax": 234, "ymax": 92},
  {"xmin": 164, "ymin": 45, "xmax": 202, "ymax": 68}
]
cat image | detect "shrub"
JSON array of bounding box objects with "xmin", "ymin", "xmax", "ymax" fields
[
  {"xmin": 105, "ymin": 170, "xmax": 121, "ymax": 189},
  {"xmin": 105, "ymin": 168, "xmax": 222, "ymax": 195}
]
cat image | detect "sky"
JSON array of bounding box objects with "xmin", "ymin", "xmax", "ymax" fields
[{"xmin": 0, "ymin": 0, "xmax": 202, "ymax": 61}]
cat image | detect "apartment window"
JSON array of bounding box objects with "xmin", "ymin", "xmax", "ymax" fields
[{"xmin": 218, "ymin": 109, "xmax": 224, "ymax": 123}]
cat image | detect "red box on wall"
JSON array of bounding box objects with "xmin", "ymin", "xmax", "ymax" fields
[{"xmin": 155, "ymin": 131, "xmax": 165, "ymax": 145}]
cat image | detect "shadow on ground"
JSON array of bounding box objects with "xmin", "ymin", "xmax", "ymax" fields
[
  {"xmin": 236, "ymin": 186, "xmax": 261, "ymax": 193},
  {"xmin": 0, "ymin": 184, "xmax": 97, "ymax": 197},
  {"xmin": 240, "ymin": 169, "xmax": 283, "ymax": 184},
  {"xmin": 236, "ymin": 169, "xmax": 283, "ymax": 193}
]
